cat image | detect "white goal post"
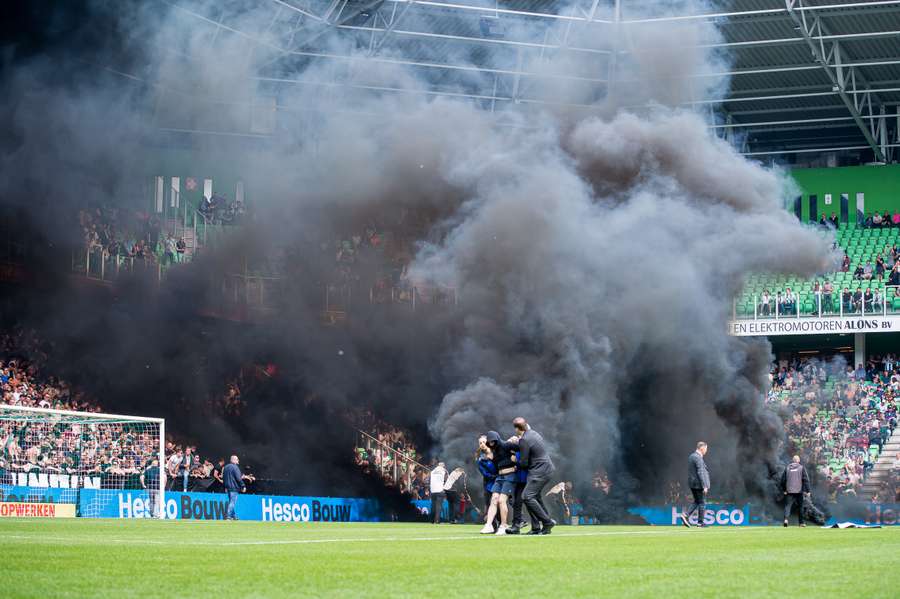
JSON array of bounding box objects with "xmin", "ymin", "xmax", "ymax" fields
[{"xmin": 0, "ymin": 404, "xmax": 165, "ymax": 518}]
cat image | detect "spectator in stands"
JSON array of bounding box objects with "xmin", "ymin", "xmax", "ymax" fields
[
  {"xmin": 862, "ymin": 262, "xmax": 874, "ymax": 280},
  {"xmin": 166, "ymin": 448, "xmax": 182, "ymax": 489},
  {"xmin": 893, "ymin": 211, "xmax": 900, "ymax": 227},
  {"xmin": 873, "ymin": 212, "xmax": 884, "ymax": 227},
  {"xmin": 823, "ymin": 280, "xmax": 834, "ymax": 313},
  {"xmin": 853, "ymin": 288, "xmax": 863, "ymax": 314},
  {"xmin": 818, "ymin": 214, "xmax": 828, "ymax": 228},
  {"xmin": 759, "ymin": 290, "xmax": 772, "ymax": 316},
  {"xmin": 842, "ymin": 287, "xmax": 853, "ymax": 313},
  {"xmin": 178, "ymin": 446, "xmax": 193, "ymax": 492},
  {"xmin": 863, "ymin": 288, "xmax": 875, "ymax": 313},
  {"xmin": 890, "ymin": 264, "xmax": 900, "ymax": 287},
  {"xmin": 164, "ymin": 235, "xmax": 177, "ymax": 266},
  {"xmin": 876, "ymin": 255, "xmax": 885, "ymax": 279},
  {"xmin": 176, "ymin": 238, "xmax": 186, "ymax": 262},
  {"xmin": 865, "ymin": 213, "xmax": 874, "ymax": 228},
  {"xmin": 882, "ymin": 211, "xmax": 892, "ymax": 228},
  {"xmin": 212, "ymin": 458, "xmax": 226, "ymax": 492},
  {"xmin": 853, "ymin": 264, "xmax": 865, "ymax": 280},
  {"xmin": 841, "ymin": 255, "xmax": 850, "ymax": 272},
  {"xmin": 783, "ymin": 288, "xmax": 796, "ymax": 315},
  {"xmin": 830, "ymin": 213, "xmax": 839, "ymax": 228}
]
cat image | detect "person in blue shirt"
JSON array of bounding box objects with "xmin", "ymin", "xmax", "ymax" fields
[{"xmin": 222, "ymin": 455, "xmax": 246, "ymax": 520}]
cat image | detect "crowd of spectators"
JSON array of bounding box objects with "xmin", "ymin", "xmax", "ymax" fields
[
  {"xmin": 0, "ymin": 328, "xmax": 232, "ymax": 492},
  {"xmin": 79, "ymin": 205, "xmax": 187, "ymax": 266},
  {"xmin": 817, "ymin": 211, "xmax": 900, "ymax": 230},
  {"xmin": 197, "ymin": 194, "xmax": 246, "ymax": 226},
  {"xmin": 351, "ymin": 409, "xmax": 429, "ymax": 498},
  {"xmin": 766, "ymin": 355, "xmax": 899, "ymax": 501},
  {"xmin": 321, "ymin": 223, "xmax": 413, "ymax": 295}
]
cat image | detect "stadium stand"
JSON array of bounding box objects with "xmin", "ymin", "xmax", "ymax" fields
[
  {"xmin": 737, "ymin": 222, "xmax": 900, "ymax": 318},
  {"xmin": 0, "ymin": 328, "xmax": 232, "ymax": 492},
  {"xmin": 767, "ymin": 355, "xmax": 898, "ymax": 500},
  {"xmin": 351, "ymin": 410, "xmax": 429, "ymax": 499}
]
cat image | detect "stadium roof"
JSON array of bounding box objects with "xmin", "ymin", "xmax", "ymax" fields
[{"xmin": 167, "ymin": 0, "xmax": 900, "ymax": 164}]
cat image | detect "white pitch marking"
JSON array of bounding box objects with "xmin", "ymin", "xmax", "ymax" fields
[{"xmin": 0, "ymin": 526, "xmax": 770, "ymax": 547}]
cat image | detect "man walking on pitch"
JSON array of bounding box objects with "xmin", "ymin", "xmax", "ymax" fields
[
  {"xmin": 140, "ymin": 458, "xmax": 163, "ymax": 518},
  {"xmin": 223, "ymin": 455, "xmax": 246, "ymax": 520},
  {"xmin": 780, "ymin": 455, "xmax": 810, "ymax": 527},
  {"xmin": 429, "ymin": 462, "xmax": 448, "ymax": 524},
  {"xmin": 509, "ymin": 417, "xmax": 556, "ymax": 535},
  {"xmin": 681, "ymin": 442, "xmax": 710, "ymax": 528}
]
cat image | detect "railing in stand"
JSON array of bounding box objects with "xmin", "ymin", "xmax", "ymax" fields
[
  {"xmin": 356, "ymin": 429, "xmax": 429, "ymax": 491},
  {"xmin": 736, "ymin": 284, "xmax": 900, "ymax": 321}
]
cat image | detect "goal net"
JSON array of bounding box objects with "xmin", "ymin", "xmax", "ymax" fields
[{"xmin": 0, "ymin": 404, "xmax": 165, "ymax": 518}]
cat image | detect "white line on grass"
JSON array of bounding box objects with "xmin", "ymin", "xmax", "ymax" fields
[{"xmin": 0, "ymin": 526, "xmax": 772, "ymax": 547}]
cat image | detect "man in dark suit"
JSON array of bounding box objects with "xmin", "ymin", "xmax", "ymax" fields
[
  {"xmin": 508, "ymin": 417, "xmax": 556, "ymax": 535},
  {"xmin": 680, "ymin": 441, "xmax": 710, "ymax": 528}
]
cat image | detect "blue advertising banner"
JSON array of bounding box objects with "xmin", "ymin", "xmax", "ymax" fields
[
  {"xmin": 86, "ymin": 489, "xmax": 382, "ymax": 521},
  {"xmin": 849, "ymin": 504, "xmax": 900, "ymax": 526},
  {"xmin": 628, "ymin": 504, "xmax": 762, "ymax": 526},
  {"xmin": 1, "ymin": 485, "xmax": 381, "ymax": 521}
]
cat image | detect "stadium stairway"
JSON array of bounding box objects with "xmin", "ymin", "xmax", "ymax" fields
[{"xmin": 860, "ymin": 428, "xmax": 900, "ymax": 500}]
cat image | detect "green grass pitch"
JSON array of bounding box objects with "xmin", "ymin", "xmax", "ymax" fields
[{"xmin": 4, "ymin": 519, "xmax": 900, "ymax": 598}]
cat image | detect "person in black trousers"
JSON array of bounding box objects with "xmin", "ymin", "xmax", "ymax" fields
[
  {"xmin": 780, "ymin": 455, "xmax": 811, "ymax": 527},
  {"xmin": 680, "ymin": 441, "xmax": 710, "ymax": 528},
  {"xmin": 508, "ymin": 417, "xmax": 556, "ymax": 535}
]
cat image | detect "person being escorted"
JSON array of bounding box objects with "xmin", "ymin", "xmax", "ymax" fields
[
  {"xmin": 680, "ymin": 441, "xmax": 710, "ymax": 528},
  {"xmin": 508, "ymin": 417, "xmax": 556, "ymax": 535},
  {"xmin": 480, "ymin": 431, "xmax": 520, "ymax": 535},
  {"xmin": 223, "ymin": 455, "xmax": 246, "ymax": 521},
  {"xmin": 780, "ymin": 455, "xmax": 811, "ymax": 527},
  {"xmin": 429, "ymin": 462, "xmax": 448, "ymax": 524}
]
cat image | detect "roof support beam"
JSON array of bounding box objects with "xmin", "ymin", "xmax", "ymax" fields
[
  {"xmin": 368, "ymin": 0, "xmax": 413, "ymax": 56},
  {"xmin": 785, "ymin": 0, "xmax": 885, "ymax": 161}
]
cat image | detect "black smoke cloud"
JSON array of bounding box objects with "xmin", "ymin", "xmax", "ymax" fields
[{"xmin": 0, "ymin": 0, "xmax": 835, "ymax": 511}]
